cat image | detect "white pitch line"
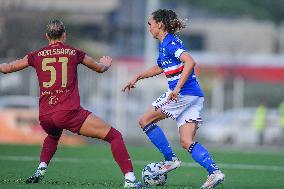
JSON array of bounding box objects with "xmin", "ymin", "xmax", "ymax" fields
[
  {"xmin": 0, "ymin": 155, "xmax": 81, "ymax": 163},
  {"xmin": 134, "ymin": 160, "xmax": 284, "ymax": 172},
  {"xmin": 0, "ymin": 155, "xmax": 284, "ymax": 172}
]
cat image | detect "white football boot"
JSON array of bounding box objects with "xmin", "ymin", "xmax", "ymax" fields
[
  {"xmin": 155, "ymin": 157, "xmax": 181, "ymax": 176},
  {"xmin": 124, "ymin": 179, "xmax": 149, "ymax": 188},
  {"xmin": 201, "ymin": 170, "xmax": 225, "ymax": 189}
]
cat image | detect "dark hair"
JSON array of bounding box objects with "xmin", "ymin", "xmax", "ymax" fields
[
  {"xmin": 152, "ymin": 9, "xmax": 186, "ymax": 34},
  {"xmin": 46, "ymin": 19, "xmax": 66, "ymax": 40}
]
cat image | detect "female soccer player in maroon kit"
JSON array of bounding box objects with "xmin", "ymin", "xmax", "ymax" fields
[{"xmin": 0, "ymin": 19, "xmax": 145, "ymax": 188}]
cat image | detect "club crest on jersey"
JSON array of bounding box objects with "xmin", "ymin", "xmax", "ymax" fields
[{"xmin": 48, "ymin": 96, "xmax": 59, "ymax": 105}]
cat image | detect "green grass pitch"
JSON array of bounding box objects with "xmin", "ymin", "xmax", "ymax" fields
[{"xmin": 0, "ymin": 144, "xmax": 283, "ymax": 189}]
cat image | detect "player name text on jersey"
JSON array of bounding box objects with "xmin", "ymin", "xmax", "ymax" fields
[{"xmin": 38, "ymin": 48, "xmax": 76, "ymax": 57}]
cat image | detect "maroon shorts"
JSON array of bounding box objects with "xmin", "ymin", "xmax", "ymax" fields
[{"xmin": 39, "ymin": 107, "xmax": 92, "ymax": 136}]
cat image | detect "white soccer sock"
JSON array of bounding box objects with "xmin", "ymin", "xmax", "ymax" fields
[
  {"xmin": 125, "ymin": 172, "xmax": 136, "ymax": 182},
  {"xmin": 38, "ymin": 162, "xmax": 47, "ymax": 169}
]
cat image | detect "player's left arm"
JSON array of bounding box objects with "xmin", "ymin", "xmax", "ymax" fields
[
  {"xmin": 0, "ymin": 56, "xmax": 29, "ymax": 74},
  {"xmin": 168, "ymin": 52, "xmax": 196, "ymax": 101},
  {"xmin": 82, "ymin": 55, "xmax": 112, "ymax": 73}
]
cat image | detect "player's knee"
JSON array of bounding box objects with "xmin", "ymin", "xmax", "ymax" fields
[
  {"xmin": 139, "ymin": 116, "xmax": 153, "ymax": 128},
  {"xmin": 180, "ymin": 138, "xmax": 193, "ymax": 150},
  {"xmin": 112, "ymin": 128, "xmax": 122, "ymax": 139},
  {"xmin": 139, "ymin": 117, "xmax": 147, "ymax": 128},
  {"xmin": 104, "ymin": 127, "xmax": 123, "ymax": 142}
]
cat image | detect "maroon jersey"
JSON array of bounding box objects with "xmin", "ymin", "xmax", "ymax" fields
[{"xmin": 28, "ymin": 42, "xmax": 85, "ymax": 116}]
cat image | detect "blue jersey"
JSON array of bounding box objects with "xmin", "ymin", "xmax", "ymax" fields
[{"xmin": 157, "ymin": 33, "xmax": 204, "ymax": 97}]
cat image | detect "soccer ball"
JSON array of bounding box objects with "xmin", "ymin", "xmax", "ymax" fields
[{"xmin": 142, "ymin": 163, "xmax": 167, "ymax": 186}]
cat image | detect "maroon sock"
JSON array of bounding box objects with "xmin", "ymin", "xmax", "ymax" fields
[
  {"xmin": 40, "ymin": 135, "xmax": 60, "ymax": 164},
  {"xmin": 103, "ymin": 127, "xmax": 133, "ymax": 175}
]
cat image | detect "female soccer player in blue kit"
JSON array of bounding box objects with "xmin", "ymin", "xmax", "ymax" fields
[{"xmin": 122, "ymin": 9, "xmax": 225, "ymax": 189}]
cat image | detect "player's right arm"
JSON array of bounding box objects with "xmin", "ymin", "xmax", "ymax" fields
[
  {"xmin": 82, "ymin": 55, "xmax": 112, "ymax": 73},
  {"xmin": 122, "ymin": 65, "xmax": 163, "ymax": 92},
  {"xmin": 0, "ymin": 56, "xmax": 29, "ymax": 74}
]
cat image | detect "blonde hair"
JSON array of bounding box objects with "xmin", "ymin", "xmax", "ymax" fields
[{"xmin": 46, "ymin": 19, "xmax": 66, "ymax": 40}]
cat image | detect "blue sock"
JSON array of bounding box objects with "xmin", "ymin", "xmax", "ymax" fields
[
  {"xmin": 188, "ymin": 142, "xmax": 219, "ymax": 175},
  {"xmin": 143, "ymin": 123, "xmax": 176, "ymax": 161}
]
